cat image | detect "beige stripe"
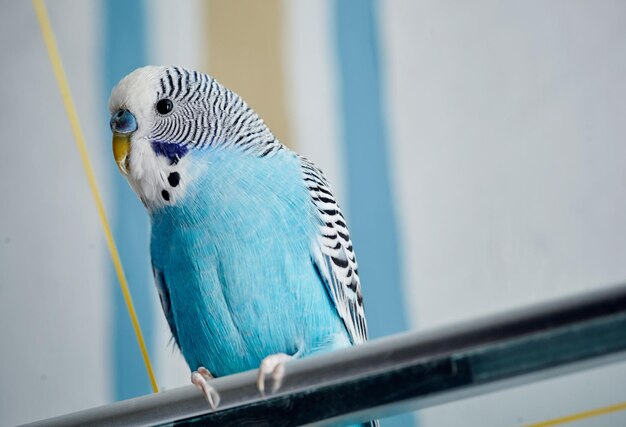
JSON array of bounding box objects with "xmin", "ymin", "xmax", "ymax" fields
[{"xmin": 205, "ymin": 0, "xmax": 291, "ymax": 147}]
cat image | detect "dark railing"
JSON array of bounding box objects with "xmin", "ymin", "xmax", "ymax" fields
[{"xmin": 24, "ymin": 283, "xmax": 626, "ymax": 426}]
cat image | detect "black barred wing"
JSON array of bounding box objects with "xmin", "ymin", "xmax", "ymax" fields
[{"xmin": 300, "ymin": 156, "xmax": 368, "ymax": 345}]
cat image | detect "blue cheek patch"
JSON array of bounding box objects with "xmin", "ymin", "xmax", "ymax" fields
[{"xmin": 151, "ymin": 140, "xmax": 189, "ymax": 165}]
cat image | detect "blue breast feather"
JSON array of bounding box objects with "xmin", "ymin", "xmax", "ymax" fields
[{"xmin": 150, "ymin": 146, "xmax": 350, "ymax": 377}]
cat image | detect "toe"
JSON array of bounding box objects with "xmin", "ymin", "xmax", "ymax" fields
[
  {"xmin": 257, "ymin": 353, "xmax": 293, "ymax": 396},
  {"xmin": 204, "ymin": 385, "xmax": 220, "ymax": 410},
  {"xmin": 197, "ymin": 366, "xmax": 214, "ymax": 380},
  {"xmin": 257, "ymin": 361, "xmax": 270, "ymax": 395},
  {"xmin": 270, "ymin": 362, "xmax": 286, "ymax": 394},
  {"xmin": 191, "ymin": 371, "xmax": 205, "ymax": 391},
  {"xmin": 191, "ymin": 370, "xmax": 220, "ymax": 410}
]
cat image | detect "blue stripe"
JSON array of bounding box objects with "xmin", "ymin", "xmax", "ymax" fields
[
  {"xmin": 334, "ymin": 1, "xmax": 416, "ymax": 425},
  {"xmin": 103, "ymin": 0, "xmax": 154, "ymax": 401}
]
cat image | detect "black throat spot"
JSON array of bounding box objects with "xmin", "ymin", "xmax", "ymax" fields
[{"xmin": 168, "ymin": 171, "xmax": 180, "ymax": 187}]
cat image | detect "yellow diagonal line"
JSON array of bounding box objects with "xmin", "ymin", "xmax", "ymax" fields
[
  {"xmin": 526, "ymin": 401, "xmax": 626, "ymax": 427},
  {"xmin": 32, "ymin": 0, "xmax": 158, "ymax": 394}
]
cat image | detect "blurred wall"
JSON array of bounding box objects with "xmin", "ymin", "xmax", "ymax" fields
[
  {"xmin": 1, "ymin": 1, "xmax": 626, "ymax": 426},
  {"xmin": 0, "ymin": 1, "xmax": 111, "ymax": 424}
]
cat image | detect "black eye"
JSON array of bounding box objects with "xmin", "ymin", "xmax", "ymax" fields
[{"xmin": 156, "ymin": 99, "xmax": 174, "ymax": 115}]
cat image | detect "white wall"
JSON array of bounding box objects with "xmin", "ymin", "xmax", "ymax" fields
[
  {"xmin": 383, "ymin": 0, "xmax": 626, "ymax": 328},
  {"xmin": 381, "ymin": 1, "xmax": 626, "ymax": 425},
  {"xmin": 0, "ymin": 1, "xmax": 110, "ymax": 425},
  {"xmin": 284, "ymin": 0, "xmax": 347, "ymax": 206}
]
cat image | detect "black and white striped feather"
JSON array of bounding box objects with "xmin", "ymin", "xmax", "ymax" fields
[
  {"xmin": 300, "ymin": 156, "xmax": 369, "ymax": 345},
  {"xmin": 151, "ymin": 66, "xmax": 283, "ymax": 158},
  {"xmin": 301, "ymin": 158, "xmax": 378, "ymax": 427}
]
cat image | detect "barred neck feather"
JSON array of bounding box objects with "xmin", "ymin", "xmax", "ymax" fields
[{"xmin": 149, "ymin": 66, "xmax": 283, "ymax": 157}]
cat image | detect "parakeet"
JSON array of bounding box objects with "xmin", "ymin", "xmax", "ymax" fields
[{"xmin": 109, "ymin": 66, "xmax": 377, "ymax": 426}]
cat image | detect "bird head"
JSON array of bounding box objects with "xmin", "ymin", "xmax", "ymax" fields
[
  {"xmin": 109, "ymin": 66, "xmax": 183, "ymax": 177},
  {"xmin": 108, "ymin": 66, "xmax": 277, "ymax": 210}
]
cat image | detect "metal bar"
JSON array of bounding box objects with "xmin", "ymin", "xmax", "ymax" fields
[{"xmin": 24, "ymin": 283, "xmax": 626, "ymax": 427}]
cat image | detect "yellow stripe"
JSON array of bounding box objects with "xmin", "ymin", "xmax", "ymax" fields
[
  {"xmin": 32, "ymin": 0, "xmax": 158, "ymax": 394},
  {"xmin": 526, "ymin": 401, "xmax": 626, "ymax": 427},
  {"xmin": 204, "ymin": 0, "xmax": 292, "ymax": 147}
]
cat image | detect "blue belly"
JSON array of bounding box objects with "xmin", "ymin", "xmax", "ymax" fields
[{"xmin": 150, "ymin": 148, "xmax": 349, "ymax": 376}]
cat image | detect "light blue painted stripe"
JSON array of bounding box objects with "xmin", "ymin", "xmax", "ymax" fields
[
  {"xmin": 334, "ymin": 1, "xmax": 416, "ymax": 425},
  {"xmin": 103, "ymin": 0, "xmax": 154, "ymax": 401},
  {"xmin": 334, "ymin": 0, "xmax": 408, "ymax": 343}
]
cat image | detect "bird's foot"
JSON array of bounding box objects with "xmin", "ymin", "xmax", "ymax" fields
[
  {"xmin": 257, "ymin": 352, "xmax": 293, "ymax": 396},
  {"xmin": 191, "ymin": 366, "xmax": 220, "ymax": 410}
]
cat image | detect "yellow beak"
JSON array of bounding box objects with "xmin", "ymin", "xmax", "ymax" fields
[{"xmin": 112, "ymin": 133, "xmax": 131, "ymax": 175}]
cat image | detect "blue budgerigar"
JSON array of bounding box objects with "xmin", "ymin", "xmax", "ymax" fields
[{"xmin": 109, "ymin": 66, "xmax": 376, "ymax": 425}]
